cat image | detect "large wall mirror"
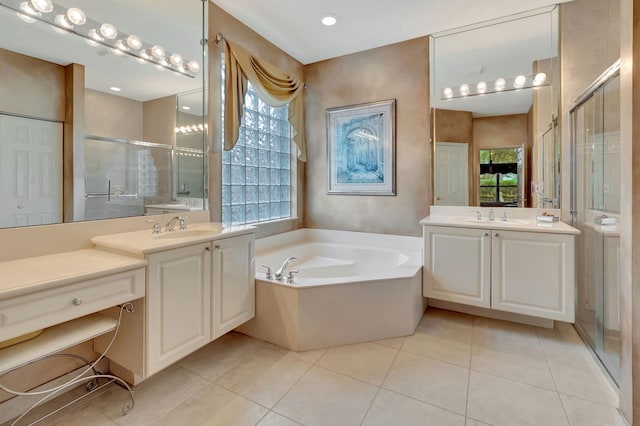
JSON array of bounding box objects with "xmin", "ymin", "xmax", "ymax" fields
[
  {"xmin": 431, "ymin": 6, "xmax": 560, "ymax": 209},
  {"xmin": 0, "ymin": 0, "xmax": 207, "ymax": 229}
]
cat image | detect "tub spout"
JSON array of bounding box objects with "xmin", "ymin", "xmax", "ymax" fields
[{"xmin": 275, "ymin": 256, "xmax": 298, "ymax": 281}]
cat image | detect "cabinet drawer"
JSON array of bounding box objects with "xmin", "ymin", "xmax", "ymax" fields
[{"xmin": 0, "ymin": 268, "xmax": 145, "ymax": 341}]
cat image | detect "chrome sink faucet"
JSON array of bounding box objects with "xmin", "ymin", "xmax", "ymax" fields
[
  {"xmin": 488, "ymin": 209, "xmax": 495, "ymax": 221},
  {"xmin": 275, "ymin": 256, "xmax": 298, "ymax": 281},
  {"xmin": 471, "ymin": 210, "xmax": 482, "ymax": 220},
  {"xmin": 501, "ymin": 211, "xmax": 508, "ymax": 222},
  {"xmin": 165, "ymin": 216, "xmax": 188, "ymax": 232}
]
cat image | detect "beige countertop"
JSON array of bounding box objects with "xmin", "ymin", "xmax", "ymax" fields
[
  {"xmin": 0, "ymin": 249, "xmax": 146, "ymax": 300},
  {"xmin": 420, "ymin": 215, "xmax": 580, "ymax": 235},
  {"xmin": 91, "ymin": 222, "xmax": 257, "ymax": 257}
]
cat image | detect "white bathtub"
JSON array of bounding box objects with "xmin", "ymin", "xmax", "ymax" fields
[{"xmin": 236, "ymin": 229, "xmax": 425, "ymax": 351}]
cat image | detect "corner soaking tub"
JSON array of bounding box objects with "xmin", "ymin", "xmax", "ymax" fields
[{"xmin": 236, "ymin": 229, "xmax": 425, "ymax": 351}]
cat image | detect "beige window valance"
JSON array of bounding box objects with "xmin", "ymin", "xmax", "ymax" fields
[{"xmin": 224, "ymin": 40, "xmax": 307, "ymax": 162}]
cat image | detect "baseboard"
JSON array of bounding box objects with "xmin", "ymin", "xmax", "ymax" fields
[{"xmin": 427, "ymin": 299, "xmax": 555, "ymax": 328}]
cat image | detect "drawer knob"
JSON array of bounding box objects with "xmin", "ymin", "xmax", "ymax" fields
[
  {"xmin": 205, "ymin": 246, "xmax": 211, "ymax": 252},
  {"xmin": 494, "ymin": 233, "xmax": 500, "ymax": 237},
  {"xmin": 72, "ymin": 298, "xmax": 83, "ymax": 306},
  {"xmin": 215, "ymin": 245, "xmax": 221, "ymax": 249},
  {"xmin": 483, "ymin": 232, "xmax": 489, "ymax": 237}
]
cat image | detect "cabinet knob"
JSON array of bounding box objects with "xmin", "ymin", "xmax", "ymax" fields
[
  {"xmin": 494, "ymin": 233, "xmax": 500, "ymax": 237},
  {"xmin": 72, "ymin": 298, "xmax": 83, "ymax": 306},
  {"xmin": 215, "ymin": 245, "xmax": 220, "ymax": 249},
  {"xmin": 483, "ymin": 232, "xmax": 489, "ymax": 237},
  {"xmin": 205, "ymin": 246, "xmax": 211, "ymax": 252}
]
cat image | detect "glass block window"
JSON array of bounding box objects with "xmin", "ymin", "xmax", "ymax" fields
[{"xmin": 222, "ymin": 82, "xmax": 293, "ymax": 225}]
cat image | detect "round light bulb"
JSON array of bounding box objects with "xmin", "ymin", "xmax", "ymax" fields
[
  {"xmin": 186, "ymin": 60, "xmax": 200, "ymax": 73},
  {"xmin": 321, "ymin": 14, "xmax": 338, "ymax": 26},
  {"xmin": 54, "ymin": 14, "xmax": 72, "ymax": 29},
  {"xmin": 442, "ymin": 87, "xmax": 453, "ymax": 99},
  {"xmin": 169, "ymin": 53, "xmax": 183, "ymax": 66},
  {"xmin": 110, "ymin": 47, "xmax": 125, "ymax": 56},
  {"xmin": 29, "ymin": 0, "xmax": 52, "ymax": 14},
  {"xmin": 99, "ymin": 23, "xmax": 117, "ymax": 39},
  {"xmin": 459, "ymin": 83, "xmax": 470, "ymax": 97},
  {"xmin": 136, "ymin": 57, "xmax": 148, "ymax": 64},
  {"xmin": 51, "ymin": 24, "xmax": 69, "ymax": 34},
  {"xmin": 66, "ymin": 7, "xmax": 85, "ymax": 25},
  {"xmin": 85, "ymin": 38, "xmax": 99, "ymax": 47},
  {"xmin": 155, "ymin": 64, "xmax": 166, "ymax": 72},
  {"xmin": 514, "ymin": 75, "xmax": 527, "ymax": 88},
  {"xmin": 150, "ymin": 45, "xmax": 165, "ymax": 59},
  {"xmin": 533, "ymin": 72, "xmax": 547, "ymax": 86},
  {"xmin": 88, "ymin": 28, "xmax": 103, "ymax": 42},
  {"xmin": 477, "ymin": 81, "xmax": 487, "ymax": 94},
  {"xmin": 18, "ymin": 1, "xmax": 40, "ymax": 21},
  {"xmin": 125, "ymin": 34, "xmax": 142, "ymax": 49},
  {"xmin": 114, "ymin": 39, "xmax": 128, "ymax": 51},
  {"xmin": 494, "ymin": 78, "xmax": 506, "ymax": 91}
]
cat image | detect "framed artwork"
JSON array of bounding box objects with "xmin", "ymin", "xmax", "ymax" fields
[{"xmin": 326, "ymin": 99, "xmax": 396, "ymax": 195}]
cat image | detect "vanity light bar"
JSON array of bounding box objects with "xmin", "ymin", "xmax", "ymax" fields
[
  {"xmin": 441, "ymin": 72, "xmax": 548, "ymax": 101},
  {"xmin": 0, "ymin": 0, "xmax": 200, "ymax": 78}
]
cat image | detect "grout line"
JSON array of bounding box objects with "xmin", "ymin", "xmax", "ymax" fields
[
  {"xmin": 536, "ymin": 326, "xmax": 572, "ymax": 426},
  {"xmin": 465, "ymin": 315, "xmax": 476, "ymax": 418},
  {"xmin": 358, "ymin": 345, "xmax": 403, "ymax": 426},
  {"xmin": 381, "ymin": 386, "xmax": 467, "ymax": 419}
]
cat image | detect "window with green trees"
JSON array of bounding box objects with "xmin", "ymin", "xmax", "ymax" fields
[{"xmin": 479, "ymin": 148, "xmax": 518, "ymax": 205}]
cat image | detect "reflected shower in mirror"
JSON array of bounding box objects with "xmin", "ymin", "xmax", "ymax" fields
[
  {"xmin": 0, "ymin": 0, "xmax": 207, "ymax": 229},
  {"xmin": 430, "ymin": 6, "xmax": 560, "ymax": 208}
]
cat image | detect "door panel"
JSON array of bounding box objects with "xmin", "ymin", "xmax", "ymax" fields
[{"xmin": 434, "ymin": 142, "xmax": 469, "ymax": 205}]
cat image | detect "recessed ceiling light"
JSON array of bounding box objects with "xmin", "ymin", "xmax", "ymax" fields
[
  {"xmin": 181, "ymin": 106, "xmax": 191, "ymax": 111},
  {"xmin": 109, "ymin": 86, "xmax": 121, "ymax": 92},
  {"xmin": 321, "ymin": 14, "xmax": 338, "ymax": 26}
]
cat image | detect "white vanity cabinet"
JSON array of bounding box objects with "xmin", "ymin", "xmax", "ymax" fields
[
  {"xmin": 423, "ymin": 226, "xmax": 491, "ymax": 308},
  {"xmin": 92, "ymin": 226, "xmax": 257, "ymax": 382},
  {"xmin": 211, "ymin": 234, "xmax": 255, "ymax": 340},
  {"xmin": 423, "ymin": 224, "xmax": 575, "ymax": 322},
  {"xmin": 146, "ymin": 242, "xmax": 211, "ymax": 375},
  {"xmin": 490, "ymin": 229, "xmax": 574, "ymax": 321}
]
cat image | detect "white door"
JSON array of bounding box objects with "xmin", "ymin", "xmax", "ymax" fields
[
  {"xmin": 147, "ymin": 243, "xmax": 211, "ymax": 375},
  {"xmin": 211, "ymin": 234, "xmax": 256, "ymax": 340},
  {"xmin": 434, "ymin": 142, "xmax": 469, "ymax": 205},
  {"xmin": 0, "ymin": 114, "xmax": 62, "ymax": 228},
  {"xmin": 423, "ymin": 225, "xmax": 491, "ymax": 308},
  {"xmin": 491, "ymin": 230, "xmax": 575, "ymax": 322}
]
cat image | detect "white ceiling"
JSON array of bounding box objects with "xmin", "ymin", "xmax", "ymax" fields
[{"xmin": 210, "ymin": 0, "xmax": 573, "ymax": 65}]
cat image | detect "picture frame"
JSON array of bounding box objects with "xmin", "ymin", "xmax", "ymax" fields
[{"xmin": 326, "ymin": 99, "xmax": 396, "ymax": 195}]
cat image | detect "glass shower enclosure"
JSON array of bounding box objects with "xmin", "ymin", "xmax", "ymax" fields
[{"xmin": 571, "ymin": 61, "xmax": 621, "ymax": 384}]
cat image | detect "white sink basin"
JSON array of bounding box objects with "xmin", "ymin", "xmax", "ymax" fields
[
  {"xmin": 450, "ymin": 217, "xmax": 532, "ymax": 226},
  {"xmin": 154, "ymin": 229, "xmax": 217, "ymax": 239}
]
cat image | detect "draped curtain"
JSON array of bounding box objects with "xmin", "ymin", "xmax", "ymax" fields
[{"xmin": 224, "ymin": 40, "xmax": 307, "ymax": 161}]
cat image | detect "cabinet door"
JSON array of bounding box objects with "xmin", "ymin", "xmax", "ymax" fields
[
  {"xmin": 211, "ymin": 234, "xmax": 255, "ymax": 340},
  {"xmin": 423, "ymin": 226, "xmax": 491, "ymax": 307},
  {"xmin": 491, "ymin": 230, "xmax": 575, "ymax": 321},
  {"xmin": 147, "ymin": 243, "xmax": 211, "ymax": 375}
]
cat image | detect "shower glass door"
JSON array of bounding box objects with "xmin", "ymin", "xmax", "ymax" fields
[{"xmin": 571, "ymin": 66, "xmax": 620, "ymax": 384}]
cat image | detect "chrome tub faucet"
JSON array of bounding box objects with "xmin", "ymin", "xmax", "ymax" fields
[{"xmin": 275, "ymin": 256, "xmax": 298, "ymax": 281}]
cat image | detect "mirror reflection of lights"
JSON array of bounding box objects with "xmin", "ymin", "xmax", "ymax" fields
[
  {"xmin": 175, "ymin": 124, "xmax": 208, "ymax": 134},
  {"xmin": 3, "ymin": 0, "xmax": 201, "ymax": 78},
  {"xmin": 441, "ymin": 73, "xmax": 548, "ymax": 100}
]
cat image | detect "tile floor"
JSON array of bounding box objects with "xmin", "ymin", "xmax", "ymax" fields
[{"xmin": 7, "ymin": 308, "xmax": 627, "ymax": 426}]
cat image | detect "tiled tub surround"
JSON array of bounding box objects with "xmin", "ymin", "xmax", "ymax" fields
[
  {"xmin": 7, "ymin": 308, "xmax": 624, "ymax": 426},
  {"xmin": 237, "ymin": 229, "xmax": 425, "ymax": 351}
]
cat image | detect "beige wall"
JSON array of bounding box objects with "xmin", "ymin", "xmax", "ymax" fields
[
  {"xmin": 303, "ymin": 38, "xmax": 430, "ymax": 237},
  {"xmin": 208, "ymin": 4, "xmax": 304, "ymax": 235},
  {"xmin": 85, "ymin": 89, "xmax": 143, "ymax": 140},
  {"xmin": 433, "ymin": 108, "xmax": 473, "ymax": 143},
  {"xmin": 0, "ymin": 48, "xmax": 65, "ymax": 122},
  {"xmin": 144, "ymin": 95, "xmax": 176, "ymax": 147}
]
